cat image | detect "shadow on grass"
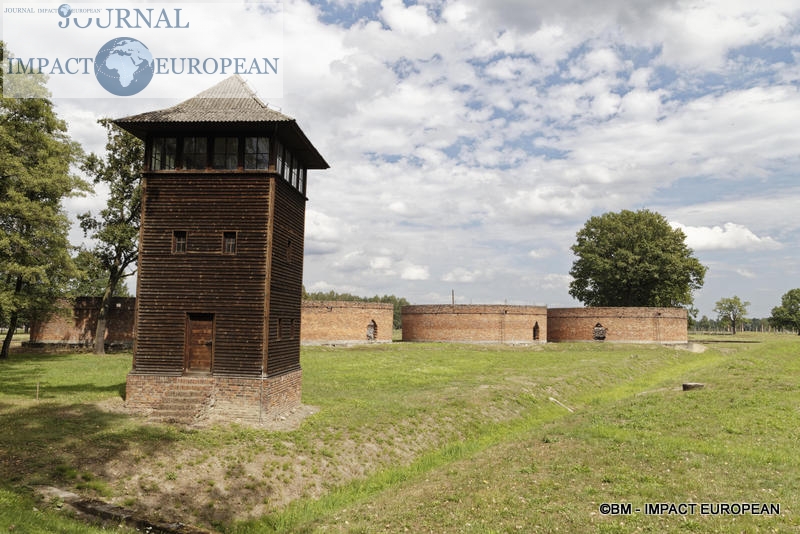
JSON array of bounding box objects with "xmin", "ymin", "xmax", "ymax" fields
[
  {"xmin": 697, "ymin": 339, "xmax": 762, "ymax": 344},
  {"xmin": 1, "ymin": 381, "xmax": 127, "ymax": 399},
  {"xmin": 0, "ymin": 401, "xmax": 181, "ymax": 489},
  {"xmin": 0, "ymin": 352, "xmax": 180, "ymax": 518}
]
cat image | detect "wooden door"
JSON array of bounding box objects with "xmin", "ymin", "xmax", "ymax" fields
[{"xmin": 186, "ymin": 313, "xmax": 214, "ymax": 372}]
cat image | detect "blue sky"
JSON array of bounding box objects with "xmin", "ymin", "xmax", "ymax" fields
[{"xmin": 41, "ymin": 0, "xmax": 800, "ymax": 319}]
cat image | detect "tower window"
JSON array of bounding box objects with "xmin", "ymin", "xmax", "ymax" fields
[
  {"xmin": 213, "ymin": 137, "xmax": 239, "ymax": 169},
  {"xmin": 183, "ymin": 137, "xmax": 207, "ymax": 169},
  {"xmin": 299, "ymin": 167, "xmax": 307, "ymax": 194},
  {"xmin": 223, "ymin": 232, "xmax": 237, "ymax": 254},
  {"xmin": 151, "ymin": 137, "xmax": 176, "ymax": 170},
  {"xmin": 285, "ymin": 152, "xmax": 294, "ymax": 185},
  {"xmin": 173, "ymin": 231, "xmax": 187, "ymax": 253},
  {"xmin": 275, "ymin": 140, "xmax": 284, "ymax": 177},
  {"xmin": 244, "ymin": 136, "xmax": 269, "ymax": 170}
]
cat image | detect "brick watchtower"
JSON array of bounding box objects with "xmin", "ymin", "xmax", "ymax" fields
[{"xmin": 115, "ymin": 75, "xmax": 328, "ymax": 422}]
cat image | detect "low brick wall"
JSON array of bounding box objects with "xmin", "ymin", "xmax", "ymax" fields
[
  {"xmin": 401, "ymin": 305, "xmax": 547, "ymax": 344},
  {"xmin": 126, "ymin": 369, "xmax": 302, "ymax": 423},
  {"xmin": 29, "ymin": 297, "xmax": 136, "ymax": 348},
  {"xmin": 547, "ymin": 307, "xmax": 687, "ymax": 343},
  {"xmin": 301, "ymin": 301, "xmax": 393, "ymax": 344}
]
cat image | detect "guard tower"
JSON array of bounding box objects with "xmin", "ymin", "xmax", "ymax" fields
[{"xmin": 115, "ymin": 75, "xmax": 328, "ymax": 422}]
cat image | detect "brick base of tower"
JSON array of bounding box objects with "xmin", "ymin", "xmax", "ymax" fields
[{"xmin": 125, "ymin": 370, "xmax": 302, "ymax": 424}]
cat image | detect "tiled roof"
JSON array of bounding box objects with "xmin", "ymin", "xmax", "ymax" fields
[{"xmin": 116, "ymin": 75, "xmax": 293, "ymax": 124}]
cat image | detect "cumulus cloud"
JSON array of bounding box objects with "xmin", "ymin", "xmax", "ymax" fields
[
  {"xmin": 305, "ymin": 210, "xmax": 352, "ymax": 255},
  {"xmin": 528, "ymin": 248, "xmax": 555, "ymax": 259},
  {"xmin": 401, "ymin": 264, "xmax": 430, "ymax": 281},
  {"xmin": 671, "ymin": 222, "xmax": 782, "ymax": 251},
  {"xmin": 442, "ymin": 267, "xmax": 492, "ymax": 283}
]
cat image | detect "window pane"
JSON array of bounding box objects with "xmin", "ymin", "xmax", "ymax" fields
[
  {"xmin": 183, "ymin": 137, "xmax": 207, "ymax": 169},
  {"xmin": 151, "ymin": 137, "xmax": 163, "ymax": 170},
  {"xmin": 164, "ymin": 137, "xmax": 176, "ymax": 169},
  {"xmin": 151, "ymin": 137, "xmax": 177, "ymax": 170},
  {"xmin": 223, "ymin": 232, "xmax": 237, "ymax": 254},
  {"xmin": 173, "ymin": 231, "xmax": 187, "ymax": 253},
  {"xmin": 275, "ymin": 140, "xmax": 283, "ymax": 177},
  {"xmin": 285, "ymin": 152, "xmax": 293, "ymax": 184},
  {"xmin": 244, "ymin": 136, "xmax": 269, "ymax": 170},
  {"xmin": 213, "ymin": 137, "xmax": 238, "ymax": 169}
]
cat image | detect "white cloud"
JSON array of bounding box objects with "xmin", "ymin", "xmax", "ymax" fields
[
  {"xmin": 671, "ymin": 222, "xmax": 782, "ymax": 251},
  {"xmin": 442, "ymin": 267, "xmax": 491, "ymax": 283},
  {"xmin": 528, "ymin": 249, "xmax": 555, "ymax": 259},
  {"xmin": 401, "ymin": 264, "xmax": 430, "ymax": 281},
  {"xmin": 736, "ymin": 268, "xmax": 757, "ymax": 279},
  {"xmin": 305, "ymin": 210, "xmax": 352, "ymax": 255},
  {"xmin": 380, "ymin": 0, "xmax": 438, "ymax": 37},
  {"xmin": 652, "ymin": 0, "xmax": 797, "ymax": 70}
]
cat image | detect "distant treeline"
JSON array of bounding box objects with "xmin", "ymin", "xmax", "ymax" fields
[
  {"xmin": 303, "ymin": 289, "xmax": 409, "ymax": 330},
  {"xmin": 692, "ymin": 315, "xmax": 797, "ymax": 334}
]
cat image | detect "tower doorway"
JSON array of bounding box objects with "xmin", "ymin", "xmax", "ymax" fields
[{"xmin": 186, "ymin": 313, "xmax": 214, "ymax": 372}]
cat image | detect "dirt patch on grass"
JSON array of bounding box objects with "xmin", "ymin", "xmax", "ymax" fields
[{"xmin": 75, "ymin": 399, "xmax": 505, "ymax": 529}]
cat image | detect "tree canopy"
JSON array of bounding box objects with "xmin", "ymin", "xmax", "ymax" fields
[
  {"xmin": 770, "ymin": 288, "xmax": 800, "ymax": 335},
  {"xmin": 68, "ymin": 247, "xmax": 131, "ymax": 298},
  {"xmin": 0, "ymin": 42, "xmax": 88, "ymax": 358},
  {"xmin": 713, "ymin": 296, "xmax": 749, "ymax": 334},
  {"xmin": 569, "ymin": 209, "xmax": 706, "ymax": 307},
  {"xmin": 78, "ymin": 118, "xmax": 143, "ymax": 354}
]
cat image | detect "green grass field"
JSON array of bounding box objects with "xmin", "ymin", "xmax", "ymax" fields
[{"xmin": 1, "ymin": 334, "xmax": 798, "ymax": 533}]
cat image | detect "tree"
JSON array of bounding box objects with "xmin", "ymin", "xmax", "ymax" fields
[
  {"xmin": 78, "ymin": 119, "xmax": 143, "ymax": 354},
  {"xmin": 569, "ymin": 209, "xmax": 706, "ymax": 307},
  {"xmin": 714, "ymin": 296, "xmax": 749, "ymax": 334},
  {"xmin": 0, "ymin": 42, "xmax": 88, "ymax": 359},
  {"xmin": 696, "ymin": 315, "xmax": 711, "ymax": 332},
  {"xmin": 770, "ymin": 288, "xmax": 800, "ymax": 334},
  {"xmin": 67, "ymin": 247, "xmax": 131, "ymax": 298}
]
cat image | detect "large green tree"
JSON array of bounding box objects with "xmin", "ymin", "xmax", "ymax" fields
[
  {"xmin": 770, "ymin": 289, "xmax": 800, "ymax": 334},
  {"xmin": 0, "ymin": 42, "xmax": 87, "ymax": 359},
  {"xmin": 78, "ymin": 119, "xmax": 142, "ymax": 354},
  {"xmin": 714, "ymin": 296, "xmax": 749, "ymax": 334},
  {"xmin": 569, "ymin": 209, "xmax": 706, "ymax": 307}
]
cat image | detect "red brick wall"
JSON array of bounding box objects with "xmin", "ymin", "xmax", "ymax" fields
[
  {"xmin": 301, "ymin": 301, "xmax": 393, "ymax": 343},
  {"xmin": 401, "ymin": 305, "xmax": 547, "ymax": 343},
  {"xmin": 29, "ymin": 297, "xmax": 136, "ymax": 346},
  {"xmin": 547, "ymin": 307, "xmax": 688, "ymax": 343},
  {"xmin": 126, "ymin": 369, "xmax": 302, "ymax": 422}
]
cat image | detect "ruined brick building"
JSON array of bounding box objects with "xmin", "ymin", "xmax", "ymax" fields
[
  {"xmin": 300, "ymin": 301, "xmax": 394, "ymax": 344},
  {"xmin": 401, "ymin": 305, "xmax": 687, "ymax": 344}
]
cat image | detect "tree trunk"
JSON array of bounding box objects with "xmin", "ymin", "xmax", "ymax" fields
[
  {"xmin": 1, "ymin": 277, "xmax": 24, "ymax": 360},
  {"xmin": 93, "ymin": 268, "xmax": 120, "ymax": 355},
  {"xmin": 94, "ymin": 282, "xmax": 113, "ymax": 355},
  {"xmin": 0, "ymin": 312, "xmax": 17, "ymax": 360}
]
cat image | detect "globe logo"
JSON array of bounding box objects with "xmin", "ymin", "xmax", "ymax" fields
[
  {"xmin": 58, "ymin": 4, "xmax": 72, "ymax": 17},
  {"xmin": 94, "ymin": 37, "xmax": 155, "ymax": 96}
]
